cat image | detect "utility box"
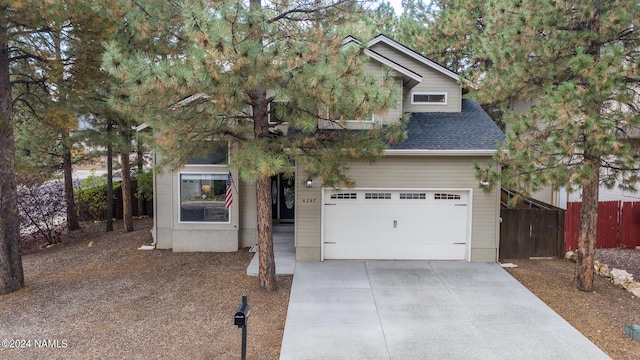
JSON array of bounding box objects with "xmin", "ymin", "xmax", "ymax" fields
[{"xmin": 624, "ymin": 325, "xmax": 640, "ymax": 343}]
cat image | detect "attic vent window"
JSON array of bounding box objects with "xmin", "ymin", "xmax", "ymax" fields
[
  {"xmin": 365, "ymin": 193, "xmax": 391, "ymax": 199},
  {"xmin": 400, "ymin": 193, "xmax": 426, "ymax": 200},
  {"xmin": 434, "ymin": 193, "xmax": 461, "ymax": 200},
  {"xmin": 411, "ymin": 92, "xmax": 447, "ymax": 105},
  {"xmin": 331, "ymin": 193, "xmax": 357, "ymax": 199}
]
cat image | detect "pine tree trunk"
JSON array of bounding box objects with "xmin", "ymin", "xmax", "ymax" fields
[
  {"xmin": 249, "ymin": 0, "xmax": 276, "ymax": 291},
  {"xmin": 0, "ymin": 19, "xmax": 24, "ymax": 295},
  {"xmin": 62, "ymin": 141, "xmax": 79, "ymax": 231},
  {"xmin": 256, "ymin": 174, "xmax": 276, "ymax": 291},
  {"xmin": 106, "ymin": 121, "xmax": 113, "ymax": 232},
  {"xmin": 575, "ymin": 155, "xmax": 600, "ymax": 291},
  {"xmin": 120, "ymin": 132, "xmax": 133, "ymax": 232},
  {"xmin": 136, "ymin": 137, "xmax": 145, "ymax": 216}
]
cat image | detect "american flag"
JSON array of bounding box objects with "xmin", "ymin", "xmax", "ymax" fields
[{"xmin": 225, "ymin": 172, "xmax": 233, "ymax": 208}]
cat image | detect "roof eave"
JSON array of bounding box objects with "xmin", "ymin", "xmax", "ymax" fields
[
  {"xmin": 368, "ymin": 35, "xmax": 460, "ymax": 82},
  {"xmin": 384, "ymin": 149, "xmax": 496, "ymax": 156},
  {"xmin": 364, "ymin": 49, "xmax": 422, "ymax": 83}
]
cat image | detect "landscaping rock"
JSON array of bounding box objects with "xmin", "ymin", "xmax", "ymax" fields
[
  {"xmin": 611, "ymin": 268, "xmax": 634, "ymax": 286},
  {"xmin": 594, "ymin": 260, "xmax": 611, "ymax": 278}
]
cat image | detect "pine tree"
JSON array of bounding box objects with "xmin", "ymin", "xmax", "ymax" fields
[
  {"xmin": 0, "ymin": 0, "xmax": 73, "ymax": 294},
  {"xmin": 11, "ymin": 0, "xmax": 120, "ymax": 232},
  {"xmin": 0, "ymin": 1, "xmax": 24, "ymax": 295},
  {"xmin": 470, "ymin": 0, "xmax": 640, "ymax": 291},
  {"xmin": 104, "ymin": 0, "xmax": 404, "ymax": 291},
  {"xmin": 72, "ymin": 1, "xmax": 143, "ymax": 233},
  {"xmin": 1, "ymin": 0, "xmax": 135, "ymax": 294}
]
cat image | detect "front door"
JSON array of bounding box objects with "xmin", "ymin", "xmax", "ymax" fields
[{"xmin": 271, "ymin": 174, "xmax": 295, "ymax": 223}]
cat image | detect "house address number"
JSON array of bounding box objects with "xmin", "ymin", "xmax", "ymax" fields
[{"xmin": 301, "ymin": 198, "xmax": 317, "ymax": 204}]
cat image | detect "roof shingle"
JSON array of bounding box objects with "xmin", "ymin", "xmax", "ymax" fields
[{"xmin": 389, "ymin": 99, "xmax": 505, "ymax": 151}]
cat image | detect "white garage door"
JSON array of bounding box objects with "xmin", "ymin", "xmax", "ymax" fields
[{"xmin": 322, "ymin": 189, "xmax": 470, "ymax": 260}]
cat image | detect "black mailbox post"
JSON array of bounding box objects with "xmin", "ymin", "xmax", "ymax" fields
[{"xmin": 234, "ymin": 294, "xmax": 250, "ymax": 360}]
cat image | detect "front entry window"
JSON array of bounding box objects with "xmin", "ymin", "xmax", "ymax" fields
[
  {"xmin": 283, "ymin": 177, "xmax": 294, "ymax": 209},
  {"xmin": 179, "ymin": 173, "xmax": 229, "ymax": 222}
]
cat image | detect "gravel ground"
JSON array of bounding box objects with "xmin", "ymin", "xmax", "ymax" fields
[
  {"xmin": 0, "ymin": 218, "xmax": 291, "ymax": 360},
  {"xmin": 597, "ymin": 248, "xmax": 640, "ymax": 279},
  {"xmin": 3, "ymin": 218, "xmax": 640, "ymax": 359}
]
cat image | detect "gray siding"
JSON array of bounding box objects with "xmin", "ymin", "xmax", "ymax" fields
[
  {"xmin": 239, "ymin": 178, "xmax": 258, "ymax": 248},
  {"xmin": 295, "ymin": 167, "xmax": 323, "ymax": 261},
  {"xmin": 369, "ymin": 42, "xmax": 461, "ymax": 113},
  {"xmin": 154, "ymin": 172, "xmax": 174, "ymax": 249},
  {"xmin": 365, "ymin": 61, "xmax": 403, "ymax": 125},
  {"xmin": 318, "ymin": 60, "xmax": 403, "ymax": 130},
  {"xmin": 152, "ymin": 161, "xmax": 240, "ymax": 252},
  {"xmin": 295, "ymin": 156, "xmax": 500, "ymax": 262}
]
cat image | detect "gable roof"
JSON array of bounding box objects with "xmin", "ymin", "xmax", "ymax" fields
[
  {"xmin": 342, "ymin": 36, "xmax": 422, "ymax": 88},
  {"xmin": 388, "ymin": 99, "xmax": 505, "ymax": 152},
  {"xmin": 368, "ymin": 34, "xmax": 460, "ymax": 82}
]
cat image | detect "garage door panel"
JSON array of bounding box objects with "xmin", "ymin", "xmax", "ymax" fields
[
  {"xmin": 324, "ymin": 243, "xmax": 466, "ymax": 260},
  {"xmin": 324, "ymin": 229, "xmax": 396, "ymax": 245},
  {"xmin": 323, "ymin": 190, "xmax": 470, "ymax": 261},
  {"xmin": 325, "ymin": 214, "xmax": 390, "ymax": 232},
  {"xmin": 394, "ymin": 231, "xmax": 463, "ymax": 246}
]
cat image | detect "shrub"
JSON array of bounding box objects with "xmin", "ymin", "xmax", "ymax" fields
[
  {"xmin": 74, "ymin": 172, "xmax": 120, "ymax": 221},
  {"xmin": 18, "ymin": 180, "xmax": 66, "ymax": 248},
  {"xmin": 136, "ymin": 169, "xmax": 153, "ymax": 202}
]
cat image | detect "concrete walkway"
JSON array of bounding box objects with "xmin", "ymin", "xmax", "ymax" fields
[
  {"xmin": 246, "ymin": 224, "xmax": 296, "ymax": 276},
  {"xmin": 279, "ymin": 261, "xmax": 610, "ymax": 360}
]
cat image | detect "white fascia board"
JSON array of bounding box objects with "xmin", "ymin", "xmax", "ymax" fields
[
  {"xmin": 367, "ymin": 35, "xmax": 460, "ymax": 82},
  {"xmin": 135, "ymin": 123, "xmax": 151, "ymax": 132},
  {"xmin": 342, "ymin": 36, "xmax": 362, "ymax": 46},
  {"xmin": 171, "ymin": 92, "xmax": 212, "ymax": 108},
  {"xmin": 384, "ymin": 149, "xmax": 496, "ymax": 156},
  {"xmin": 364, "ymin": 49, "xmax": 422, "ymax": 83}
]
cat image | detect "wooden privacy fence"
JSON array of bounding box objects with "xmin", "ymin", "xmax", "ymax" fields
[
  {"xmin": 500, "ymin": 209, "xmax": 565, "ymax": 260},
  {"xmin": 564, "ymin": 201, "xmax": 640, "ymax": 251},
  {"xmin": 499, "ymin": 189, "xmax": 565, "ymax": 260}
]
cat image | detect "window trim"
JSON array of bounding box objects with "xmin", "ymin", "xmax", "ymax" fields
[
  {"xmin": 411, "ymin": 92, "xmax": 448, "ymax": 105},
  {"xmin": 324, "ymin": 108, "xmax": 375, "ymax": 123},
  {"xmin": 330, "ymin": 193, "xmax": 358, "ymax": 200},
  {"xmin": 364, "ymin": 192, "xmax": 392, "ymax": 200},
  {"xmin": 399, "ymin": 193, "xmax": 427, "ymax": 200},
  {"xmin": 178, "ymin": 172, "xmax": 231, "ymax": 224},
  {"xmin": 434, "ymin": 193, "xmax": 461, "ymax": 200},
  {"xmin": 268, "ymin": 101, "xmax": 288, "ymax": 125},
  {"xmin": 345, "ymin": 113, "xmax": 375, "ymax": 123}
]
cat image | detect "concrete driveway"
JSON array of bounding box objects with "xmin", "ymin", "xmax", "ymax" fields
[{"xmin": 279, "ymin": 261, "xmax": 610, "ymax": 360}]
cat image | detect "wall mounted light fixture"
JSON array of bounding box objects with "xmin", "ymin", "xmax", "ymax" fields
[{"xmin": 305, "ymin": 178, "xmax": 313, "ymax": 188}]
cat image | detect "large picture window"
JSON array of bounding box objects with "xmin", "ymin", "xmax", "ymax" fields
[{"xmin": 180, "ymin": 173, "xmax": 229, "ymax": 222}]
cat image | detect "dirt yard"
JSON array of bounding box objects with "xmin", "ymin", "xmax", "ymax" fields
[
  {"xmin": 2, "ymin": 218, "xmax": 640, "ymax": 359},
  {"xmin": 0, "ymin": 218, "xmax": 291, "ymax": 359}
]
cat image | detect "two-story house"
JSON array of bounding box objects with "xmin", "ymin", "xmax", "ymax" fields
[{"xmin": 148, "ymin": 34, "xmax": 505, "ymax": 262}]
